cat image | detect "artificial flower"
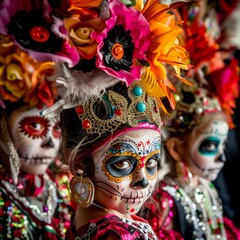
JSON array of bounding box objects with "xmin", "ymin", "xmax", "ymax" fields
[
  {"xmin": 64, "ymin": 15, "xmax": 106, "ymax": 60},
  {"xmin": 206, "ymin": 58, "xmax": 239, "ymax": 128},
  {"xmin": 142, "ymin": 0, "xmax": 189, "ymax": 81},
  {"xmin": 92, "ymin": 0, "xmax": 151, "ymax": 85},
  {"xmin": 67, "ymin": 0, "xmax": 102, "ymax": 12},
  {"xmin": 24, "ymin": 62, "xmax": 56, "ymax": 108},
  {"xmin": 139, "ymin": 0, "xmax": 189, "ymax": 107},
  {"xmin": 0, "ymin": 52, "xmax": 34, "ymax": 102},
  {"xmin": 0, "ymin": 0, "xmax": 79, "ymax": 67},
  {"xmin": 0, "ymin": 34, "xmax": 15, "ymax": 56}
]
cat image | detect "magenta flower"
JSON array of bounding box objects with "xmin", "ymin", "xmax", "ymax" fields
[
  {"xmin": 92, "ymin": 0, "xmax": 151, "ymax": 86},
  {"xmin": 0, "ymin": 0, "xmax": 79, "ymax": 67}
]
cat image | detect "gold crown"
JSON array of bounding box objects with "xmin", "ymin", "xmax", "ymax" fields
[
  {"xmin": 167, "ymin": 82, "xmax": 222, "ymax": 132},
  {"xmin": 75, "ymin": 81, "xmax": 161, "ymax": 143}
]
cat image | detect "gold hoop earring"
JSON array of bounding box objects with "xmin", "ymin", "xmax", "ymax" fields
[{"xmin": 70, "ymin": 170, "xmax": 94, "ymax": 208}]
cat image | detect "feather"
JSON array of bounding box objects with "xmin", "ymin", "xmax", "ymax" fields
[{"xmin": 56, "ymin": 64, "xmax": 120, "ymax": 105}]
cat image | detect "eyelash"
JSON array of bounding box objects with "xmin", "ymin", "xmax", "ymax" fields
[{"xmin": 20, "ymin": 116, "xmax": 49, "ymax": 139}]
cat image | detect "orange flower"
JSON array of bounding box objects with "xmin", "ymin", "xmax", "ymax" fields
[
  {"xmin": 0, "ymin": 34, "xmax": 15, "ymax": 57},
  {"xmin": 24, "ymin": 62, "xmax": 56, "ymax": 108},
  {"xmin": 67, "ymin": 0, "xmax": 102, "ymax": 12},
  {"xmin": 139, "ymin": 0, "xmax": 189, "ymax": 109},
  {"xmin": 0, "ymin": 51, "xmax": 35, "ymax": 102},
  {"xmin": 64, "ymin": 15, "xmax": 106, "ymax": 59}
]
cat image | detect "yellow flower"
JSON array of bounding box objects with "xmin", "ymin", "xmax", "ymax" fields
[
  {"xmin": 64, "ymin": 16, "xmax": 106, "ymax": 59},
  {"xmin": 0, "ymin": 51, "xmax": 34, "ymax": 102}
]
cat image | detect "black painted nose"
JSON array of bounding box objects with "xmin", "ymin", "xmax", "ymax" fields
[
  {"xmin": 133, "ymin": 177, "xmax": 149, "ymax": 189},
  {"xmin": 42, "ymin": 137, "xmax": 54, "ymax": 148},
  {"xmin": 217, "ymin": 153, "xmax": 226, "ymax": 163}
]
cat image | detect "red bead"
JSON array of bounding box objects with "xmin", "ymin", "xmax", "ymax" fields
[
  {"xmin": 195, "ymin": 89, "xmax": 201, "ymax": 95},
  {"xmin": 30, "ymin": 26, "xmax": 50, "ymax": 42},
  {"xmin": 82, "ymin": 119, "xmax": 91, "ymax": 129},
  {"xmin": 115, "ymin": 109, "xmax": 122, "ymax": 116},
  {"xmin": 75, "ymin": 105, "xmax": 84, "ymax": 114}
]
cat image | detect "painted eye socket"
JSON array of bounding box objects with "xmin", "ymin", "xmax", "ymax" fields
[
  {"xmin": 52, "ymin": 121, "xmax": 61, "ymax": 139},
  {"xmin": 199, "ymin": 138, "xmax": 220, "ymax": 156},
  {"xmin": 106, "ymin": 156, "xmax": 137, "ymax": 178},
  {"xmin": 20, "ymin": 116, "xmax": 49, "ymax": 138},
  {"xmin": 145, "ymin": 154, "xmax": 159, "ymax": 175}
]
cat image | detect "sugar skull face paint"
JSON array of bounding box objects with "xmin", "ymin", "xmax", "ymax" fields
[
  {"xmin": 8, "ymin": 107, "xmax": 61, "ymax": 175},
  {"xmin": 187, "ymin": 120, "xmax": 229, "ymax": 181},
  {"xmin": 92, "ymin": 129, "xmax": 161, "ymax": 215}
]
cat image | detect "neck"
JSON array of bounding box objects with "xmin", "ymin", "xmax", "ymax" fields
[{"xmin": 74, "ymin": 202, "xmax": 133, "ymax": 229}]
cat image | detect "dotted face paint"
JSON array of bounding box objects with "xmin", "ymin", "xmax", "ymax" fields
[{"xmin": 92, "ymin": 129, "xmax": 161, "ymax": 215}]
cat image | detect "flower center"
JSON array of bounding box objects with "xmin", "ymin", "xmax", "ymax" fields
[
  {"xmin": 111, "ymin": 43, "xmax": 124, "ymax": 60},
  {"xmin": 30, "ymin": 26, "xmax": 50, "ymax": 42}
]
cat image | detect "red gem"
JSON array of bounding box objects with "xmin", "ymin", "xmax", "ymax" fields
[
  {"xmin": 82, "ymin": 120, "xmax": 91, "ymax": 129},
  {"xmin": 154, "ymin": 107, "xmax": 158, "ymax": 113},
  {"xmin": 115, "ymin": 109, "xmax": 122, "ymax": 116},
  {"xmin": 30, "ymin": 26, "xmax": 50, "ymax": 42},
  {"xmin": 195, "ymin": 89, "xmax": 201, "ymax": 95},
  {"xmin": 75, "ymin": 105, "xmax": 84, "ymax": 114},
  {"xmin": 130, "ymin": 208, "xmax": 135, "ymax": 213}
]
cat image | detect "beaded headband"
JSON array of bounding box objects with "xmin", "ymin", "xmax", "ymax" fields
[
  {"xmin": 166, "ymin": 81, "xmax": 222, "ymax": 133},
  {"xmin": 74, "ymin": 80, "xmax": 161, "ymax": 144}
]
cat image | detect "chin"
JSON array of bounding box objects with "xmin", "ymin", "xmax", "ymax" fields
[{"xmin": 20, "ymin": 163, "xmax": 51, "ymax": 175}]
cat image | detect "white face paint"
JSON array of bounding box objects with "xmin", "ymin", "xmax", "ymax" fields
[
  {"xmin": 92, "ymin": 129, "xmax": 161, "ymax": 215},
  {"xmin": 8, "ymin": 107, "xmax": 61, "ymax": 175},
  {"xmin": 187, "ymin": 120, "xmax": 229, "ymax": 181}
]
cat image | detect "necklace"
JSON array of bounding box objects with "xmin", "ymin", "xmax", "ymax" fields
[{"xmin": 163, "ymin": 177, "xmax": 227, "ymax": 240}]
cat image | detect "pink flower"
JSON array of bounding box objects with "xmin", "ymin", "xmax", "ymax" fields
[{"xmin": 92, "ymin": 0, "xmax": 150, "ymax": 85}]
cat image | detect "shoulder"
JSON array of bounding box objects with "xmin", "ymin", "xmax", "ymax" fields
[{"xmin": 72, "ymin": 214, "xmax": 154, "ymax": 240}]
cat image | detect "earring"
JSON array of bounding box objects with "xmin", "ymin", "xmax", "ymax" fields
[
  {"xmin": 70, "ymin": 170, "xmax": 95, "ymax": 208},
  {"xmin": 0, "ymin": 115, "xmax": 20, "ymax": 185},
  {"xmin": 176, "ymin": 161, "xmax": 192, "ymax": 185}
]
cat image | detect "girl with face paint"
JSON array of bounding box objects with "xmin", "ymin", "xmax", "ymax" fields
[
  {"xmin": 0, "ymin": 1, "xmax": 191, "ymax": 238},
  {"xmin": 20, "ymin": 1, "xmax": 193, "ymax": 238},
  {"xmin": 138, "ymin": 3, "xmax": 240, "ymax": 238},
  {"xmin": 139, "ymin": 83, "xmax": 240, "ymax": 240},
  {"xmin": 0, "ymin": 36, "xmax": 72, "ymax": 239}
]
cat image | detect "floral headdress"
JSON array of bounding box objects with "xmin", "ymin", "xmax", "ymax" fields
[
  {"xmin": 0, "ymin": 0, "xmax": 190, "ymax": 111},
  {"xmin": 165, "ymin": 4, "xmax": 240, "ymax": 132},
  {"xmin": 0, "ymin": 0, "xmax": 194, "ymax": 165},
  {"xmin": 0, "ymin": 34, "xmax": 57, "ymax": 111}
]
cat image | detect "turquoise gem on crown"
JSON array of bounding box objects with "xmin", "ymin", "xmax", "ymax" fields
[
  {"xmin": 133, "ymin": 86, "xmax": 143, "ymax": 97},
  {"xmin": 136, "ymin": 102, "xmax": 146, "ymax": 112}
]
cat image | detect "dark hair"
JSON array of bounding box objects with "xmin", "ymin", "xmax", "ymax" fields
[{"xmin": 59, "ymin": 81, "xmax": 131, "ymax": 174}]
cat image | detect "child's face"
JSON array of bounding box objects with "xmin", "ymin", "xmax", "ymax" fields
[
  {"xmin": 8, "ymin": 107, "xmax": 61, "ymax": 175},
  {"xmin": 186, "ymin": 119, "xmax": 229, "ymax": 181},
  {"xmin": 92, "ymin": 129, "xmax": 161, "ymax": 215}
]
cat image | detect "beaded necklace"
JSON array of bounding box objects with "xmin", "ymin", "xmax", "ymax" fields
[{"xmin": 163, "ymin": 177, "xmax": 227, "ymax": 240}]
